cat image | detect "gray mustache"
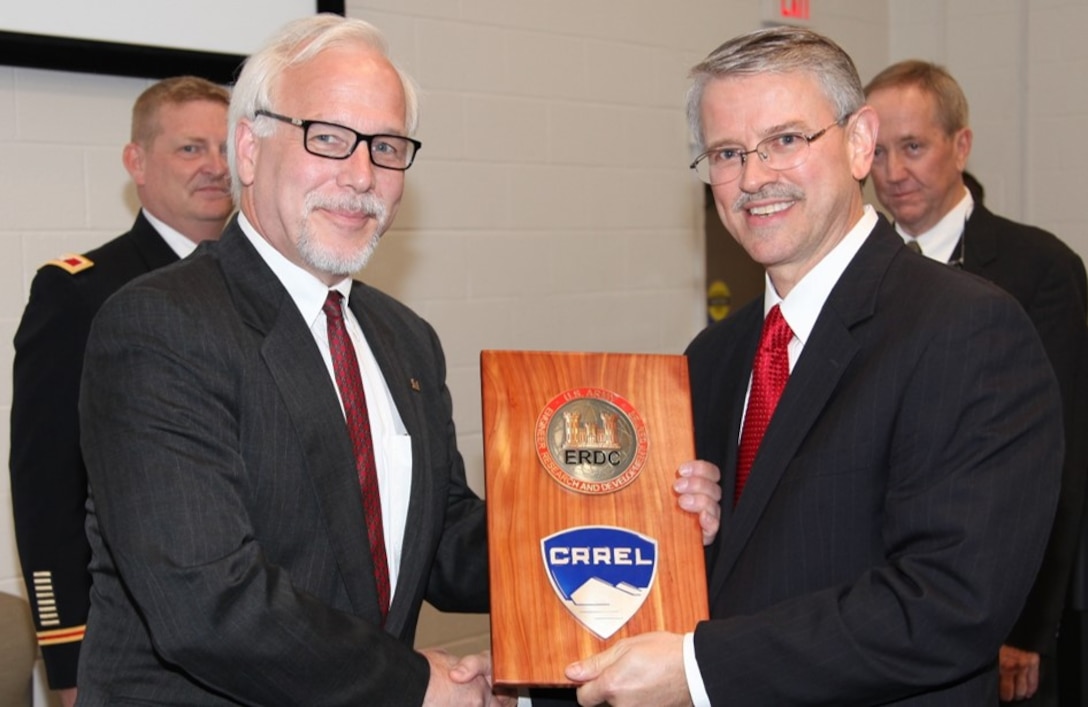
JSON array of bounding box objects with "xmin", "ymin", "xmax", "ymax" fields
[{"xmin": 733, "ymin": 185, "xmax": 805, "ymax": 212}]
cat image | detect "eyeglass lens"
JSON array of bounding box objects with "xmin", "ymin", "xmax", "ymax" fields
[
  {"xmin": 304, "ymin": 122, "xmax": 417, "ymax": 168},
  {"xmin": 694, "ymin": 133, "xmax": 812, "ymax": 185}
]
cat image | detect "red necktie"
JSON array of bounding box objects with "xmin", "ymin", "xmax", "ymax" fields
[
  {"xmin": 323, "ymin": 290, "xmax": 390, "ymax": 622},
  {"xmin": 735, "ymin": 304, "xmax": 793, "ymax": 505}
]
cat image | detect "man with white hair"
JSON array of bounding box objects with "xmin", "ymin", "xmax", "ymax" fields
[{"xmin": 76, "ymin": 15, "xmax": 499, "ymax": 706}]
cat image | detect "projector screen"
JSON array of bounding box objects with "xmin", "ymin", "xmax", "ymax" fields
[{"xmin": 0, "ymin": 0, "xmax": 345, "ymax": 83}]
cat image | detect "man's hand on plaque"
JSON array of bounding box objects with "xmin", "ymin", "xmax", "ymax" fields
[
  {"xmin": 565, "ymin": 631, "xmax": 690, "ymax": 707},
  {"xmin": 675, "ymin": 460, "xmax": 721, "ymax": 546}
]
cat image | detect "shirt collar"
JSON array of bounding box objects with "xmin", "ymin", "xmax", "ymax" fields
[
  {"xmin": 142, "ymin": 208, "xmax": 200, "ymax": 259},
  {"xmin": 237, "ymin": 212, "xmax": 353, "ymax": 328},
  {"xmin": 768, "ymin": 205, "xmax": 878, "ymax": 346},
  {"xmin": 895, "ymin": 185, "xmax": 973, "ymax": 264}
]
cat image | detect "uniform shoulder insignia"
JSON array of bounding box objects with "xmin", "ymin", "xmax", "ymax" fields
[{"xmin": 45, "ymin": 253, "xmax": 95, "ymax": 274}]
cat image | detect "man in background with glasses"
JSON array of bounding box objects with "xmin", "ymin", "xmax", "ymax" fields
[
  {"xmin": 9, "ymin": 75, "xmax": 231, "ymax": 707},
  {"xmin": 867, "ymin": 60, "xmax": 1088, "ymax": 706},
  {"xmin": 565, "ymin": 26, "xmax": 1063, "ymax": 706}
]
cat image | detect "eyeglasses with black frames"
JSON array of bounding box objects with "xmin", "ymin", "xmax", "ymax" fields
[
  {"xmin": 689, "ymin": 116, "xmax": 848, "ymax": 186},
  {"xmin": 255, "ymin": 110, "xmax": 422, "ymax": 170}
]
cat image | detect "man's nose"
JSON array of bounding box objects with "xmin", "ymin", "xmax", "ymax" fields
[{"xmin": 337, "ymin": 145, "xmax": 378, "ymax": 192}]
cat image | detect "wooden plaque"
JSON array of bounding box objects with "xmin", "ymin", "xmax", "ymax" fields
[{"xmin": 482, "ymin": 350, "xmax": 708, "ymax": 687}]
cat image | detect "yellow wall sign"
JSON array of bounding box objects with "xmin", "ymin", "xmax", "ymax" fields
[{"xmin": 706, "ymin": 280, "xmax": 732, "ymax": 322}]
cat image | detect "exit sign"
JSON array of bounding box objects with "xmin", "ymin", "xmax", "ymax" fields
[{"xmin": 763, "ymin": 0, "xmax": 812, "ymax": 25}]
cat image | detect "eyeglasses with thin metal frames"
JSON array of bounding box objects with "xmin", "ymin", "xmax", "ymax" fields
[
  {"xmin": 254, "ymin": 109, "xmax": 422, "ymax": 170},
  {"xmin": 689, "ymin": 117, "xmax": 848, "ymax": 186}
]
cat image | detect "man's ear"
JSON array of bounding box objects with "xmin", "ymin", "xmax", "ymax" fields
[
  {"xmin": 953, "ymin": 127, "xmax": 973, "ymax": 172},
  {"xmin": 847, "ymin": 105, "xmax": 878, "ymax": 181},
  {"xmin": 122, "ymin": 142, "xmax": 146, "ymax": 184},
  {"xmin": 235, "ymin": 120, "xmax": 259, "ymax": 189}
]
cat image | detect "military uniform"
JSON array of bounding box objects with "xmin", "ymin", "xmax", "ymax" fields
[{"xmin": 9, "ymin": 212, "xmax": 179, "ymax": 689}]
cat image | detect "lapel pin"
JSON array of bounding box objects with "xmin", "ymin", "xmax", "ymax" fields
[{"xmin": 410, "ymin": 378, "xmax": 421, "ymax": 392}]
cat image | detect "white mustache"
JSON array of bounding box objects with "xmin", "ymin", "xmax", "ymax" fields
[
  {"xmin": 733, "ymin": 184, "xmax": 805, "ymax": 212},
  {"xmin": 303, "ymin": 192, "xmax": 387, "ymax": 224}
]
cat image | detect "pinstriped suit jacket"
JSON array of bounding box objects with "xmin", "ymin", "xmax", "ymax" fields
[
  {"xmin": 77, "ymin": 218, "xmax": 488, "ymax": 705},
  {"xmin": 958, "ymin": 204, "xmax": 1088, "ymax": 653},
  {"xmin": 686, "ymin": 217, "xmax": 1062, "ymax": 705}
]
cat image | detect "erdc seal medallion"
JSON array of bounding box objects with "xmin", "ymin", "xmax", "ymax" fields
[{"xmin": 535, "ymin": 388, "xmax": 649, "ymax": 494}]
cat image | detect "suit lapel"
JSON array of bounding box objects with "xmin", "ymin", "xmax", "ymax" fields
[
  {"xmin": 709, "ymin": 219, "xmax": 899, "ymax": 599},
  {"xmin": 961, "ymin": 204, "xmax": 998, "ymax": 273},
  {"xmin": 701, "ymin": 309, "xmax": 759, "ymax": 593},
  {"xmin": 708, "ymin": 305, "xmax": 762, "ymax": 518},
  {"xmin": 216, "ymin": 220, "xmax": 386, "ymax": 623}
]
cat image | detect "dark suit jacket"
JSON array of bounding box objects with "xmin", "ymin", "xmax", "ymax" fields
[
  {"xmin": 959, "ymin": 204, "xmax": 1088, "ymax": 651},
  {"xmin": 9, "ymin": 212, "xmax": 178, "ymax": 688},
  {"xmin": 77, "ymin": 218, "xmax": 488, "ymax": 705},
  {"xmin": 686, "ymin": 217, "xmax": 1063, "ymax": 705}
]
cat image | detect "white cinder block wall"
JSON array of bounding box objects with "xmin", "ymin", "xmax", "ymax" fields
[{"xmin": 4, "ymin": 1, "xmax": 1085, "ymax": 704}]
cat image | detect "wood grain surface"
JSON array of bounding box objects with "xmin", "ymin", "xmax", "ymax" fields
[{"xmin": 482, "ymin": 350, "xmax": 709, "ymax": 687}]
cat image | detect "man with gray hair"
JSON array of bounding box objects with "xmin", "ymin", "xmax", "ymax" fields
[
  {"xmin": 565, "ymin": 26, "xmax": 1062, "ymax": 706},
  {"xmin": 75, "ymin": 15, "xmax": 499, "ymax": 706}
]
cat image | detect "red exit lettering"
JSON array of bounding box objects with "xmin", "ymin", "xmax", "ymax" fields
[{"xmin": 780, "ymin": 0, "xmax": 810, "ymax": 20}]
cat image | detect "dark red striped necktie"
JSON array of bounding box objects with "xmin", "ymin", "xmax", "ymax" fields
[{"xmin": 323, "ymin": 290, "xmax": 390, "ymax": 622}]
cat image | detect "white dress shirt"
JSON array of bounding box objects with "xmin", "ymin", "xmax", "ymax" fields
[
  {"xmin": 237, "ymin": 212, "xmax": 413, "ymax": 597},
  {"xmin": 142, "ymin": 208, "xmax": 202, "ymax": 258}
]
